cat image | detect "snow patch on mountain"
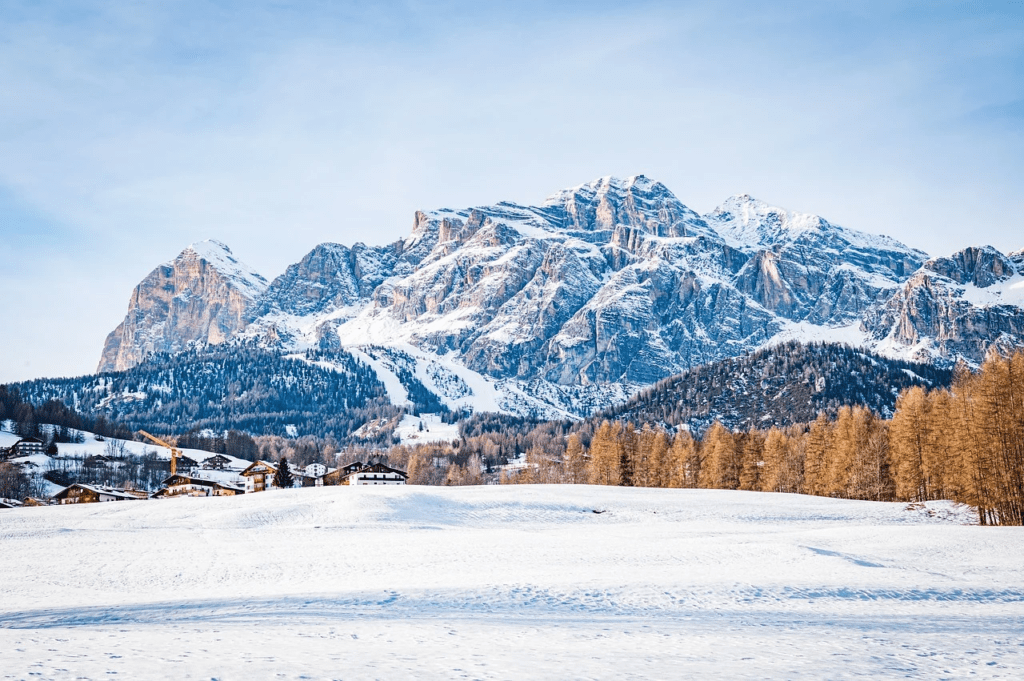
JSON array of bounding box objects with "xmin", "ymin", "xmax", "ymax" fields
[
  {"xmin": 180, "ymin": 239, "xmax": 269, "ymax": 299},
  {"xmin": 707, "ymin": 195, "xmax": 922, "ymax": 258},
  {"xmin": 764, "ymin": 320, "xmax": 869, "ymax": 349}
]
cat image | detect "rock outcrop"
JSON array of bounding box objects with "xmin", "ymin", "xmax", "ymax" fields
[
  {"xmin": 97, "ymin": 240, "xmax": 268, "ymax": 372},
  {"xmin": 863, "ymin": 245, "xmax": 1024, "ymax": 363}
]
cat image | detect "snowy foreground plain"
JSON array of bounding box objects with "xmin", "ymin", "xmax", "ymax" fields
[{"xmin": 1, "ymin": 486, "xmax": 1022, "ymax": 680}]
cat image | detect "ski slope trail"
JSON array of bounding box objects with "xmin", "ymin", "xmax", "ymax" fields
[{"xmin": 1, "ymin": 486, "xmax": 1022, "ymax": 679}]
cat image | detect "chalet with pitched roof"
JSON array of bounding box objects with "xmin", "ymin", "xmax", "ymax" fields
[
  {"xmin": 153, "ymin": 474, "xmax": 245, "ymax": 498},
  {"xmin": 14, "ymin": 436, "xmax": 45, "ymax": 456},
  {"xmin": 343, "ymin": 462, "xmax": 407, "ymax": 486},
  {"xmin": 201, "ymin": 454, "xmax": 232, "ymax": 470},
  {"xmin": 239, "ymin": 460, "xmax": 293, "ymax": 492},
  {"xmin": 322, "ymin": 461, "xmax": 364, "ymax": 486},
  {"xmin": 53, "ymin": 484, "xmax": 148, "ymax": 504},
  {"xmin": 1, "ymin": 437, "xmax": 45, "ymax": 461}
]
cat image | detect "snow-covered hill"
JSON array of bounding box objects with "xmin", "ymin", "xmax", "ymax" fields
[
  {"xmin": 1, "ymin": 485, "xmax": 1020, "ymax": 679},
  {"xmin": 93, "ymin": 176, "xmax": 1024, "ymax": 418}
]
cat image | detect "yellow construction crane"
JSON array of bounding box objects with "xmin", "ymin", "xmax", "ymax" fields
[{"xmin": 139, "ymin": 430, "xmax": 182, "ymax": 476}]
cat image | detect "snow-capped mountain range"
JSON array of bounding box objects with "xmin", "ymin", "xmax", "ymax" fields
[{"xmin": 97, "ymin": 175, "xmax": 1024, "ymax": 418}]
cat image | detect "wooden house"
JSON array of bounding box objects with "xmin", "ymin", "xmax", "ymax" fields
[
  {"xmin": 152, "ymin": 474, "xmax": 245, "ymax": 498},
  {"xmin": 322, "ymin": 461, "xmax": 364, "ymax": 486},
  {"xmin": 83, "ymin": 454, "xmax": 111, "ymax": 468},
  {"xmin": 3, "ymin": 437, "xmax": 46, "ymax": 460},
  {"xmin": 0, "ymin": 498, "xmax": 24, "ymax": 509},
  {"xmin": 240, "ymin": 460, "xmax": 278, "ymax": 493},
  {"xmin": 342, "ymin": 462, "xmax": 408, "ymax": 486},
  {"xmin": 177, "ymin": 455, "xmax": 200, "ymax": 471},
  {"xmin": 201, "ymin": 454, "xmax": 232, "ymax": 470},
  {"xmin": 14, "ymin": 436, "xmax": 45, "ymax": 456},
  {"xmin": 22, "ymin": 496, "xmax": 55, "ymax": 507},
  {"xmin": 53, "ymin": 484, "xmax": 148, "ymax": 504}
]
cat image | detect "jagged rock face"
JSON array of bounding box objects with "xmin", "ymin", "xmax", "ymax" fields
[
  {"xmin": 924, "ymin": 246, "xmax": 1013, "ymax": 288},
  {"xmin": 328, "ymin": 180, "xmax": 924, "ymax": 384},
  {"xmin": 712, "ymin": 195, "xmax": 927, "ymax": 325},
  {"xmin": 252, "ymin": 242, "xmax": 396, "ymax": 318},
  {"xmin": 98, "ymin": 177, "xmax": 1024, "ymax": 416},
  {"xmin": 863, "ymin": 245, "xmax": 1024, "ymax": 364},
  {"xmin": 543, "ymin": 175, "xmax": 717, "ymax": 238},
  {"xmin": 98, "ymin": 241, "xmax": 268, "ymax": 372}
]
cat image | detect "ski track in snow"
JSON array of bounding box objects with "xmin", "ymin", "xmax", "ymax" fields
[{"xmin": 1, "ymin": 486, "xmax": 1022, "ymax": 680}]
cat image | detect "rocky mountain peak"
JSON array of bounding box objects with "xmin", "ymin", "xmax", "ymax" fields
[
  {"xmin": 924, "ymin": 245, "xmax": 1015, "ymax": 288},
  {"xmin": 97, "ymin": 240, "xmax": 269, "ymax": 373},
  {"xmin": 96, "ymin": 176, "xmax": 1024, "ymax": 417},
  {"xmin": 543, "ymin": 174, "xmax": 715, "ymax": 238},
  {"xmin": 706, "ymin": 194, "xmax": 823, "ymax": 249},
  {"xmin": 177, "ymin": 239, "xmax": 268, "ymax": 299}
]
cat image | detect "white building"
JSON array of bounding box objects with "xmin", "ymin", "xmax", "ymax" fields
[
  {"xmin": 345, "ymin": 462, "xmax": 408, "ymax": 486},
  {"xmin": 305, "ymin": 463, "xmax": 327, "ymax": 478}
]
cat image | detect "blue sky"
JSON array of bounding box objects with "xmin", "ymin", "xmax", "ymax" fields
[{"xmin": 1, "ymin": 0, "xmax": 1022, "ymax": 382}]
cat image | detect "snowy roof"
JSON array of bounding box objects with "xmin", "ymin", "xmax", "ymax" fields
[
  {"xmin": 240, "ymin": 460, "xmax": 278, "ymax": 475},
  {"xmin": 54, "ymin": 484, "xmax": 147, "ymax": 501},
  {"xmin": 158, "ymin": 475, "xmax": 245, "ymax": 492},
  {"xmin": 345, "ymin": 462, "xmax": 408, "ymax": 479}
]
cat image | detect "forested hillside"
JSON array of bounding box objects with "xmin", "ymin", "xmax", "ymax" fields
[
  {"xmin": 599, "ymin": 342, "xmax": 952, "ymax": 433},
  {"xmin": 5, "ymin": 341, "xmax": 954, "ymax": 452},
  {"xmin": 483, "ymin": 349, "xmax": 1024, "ymax": 525},
  {"xmin": 11, "ymin": 343, "xmax": 402, "ymax": 443}
]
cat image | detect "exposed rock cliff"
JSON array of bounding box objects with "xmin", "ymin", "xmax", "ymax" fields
[
  {"xmin": 863, "ymin": 245, "xmax": 1024, "ymax": 364},
  {"xmin": 97, "ymin": 240, "xmax": 268, "ymax": 372}
]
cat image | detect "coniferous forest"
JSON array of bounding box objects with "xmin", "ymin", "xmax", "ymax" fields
[
  {"xmin": 486, "ymin": 350, "xmax": 1024, "ymax": 526},
  {"xmin": 10, "ymin": 343, "xmax": 403, "ymax": 443}
]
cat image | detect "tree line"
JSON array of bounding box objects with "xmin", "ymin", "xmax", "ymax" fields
[
  {"xmin": 9, "ymin": 344, "xmax": 402, "ymax": 443},
  {"xmin": 598, "ymin": 341, "xmax": 952, "ymax": 433},
  {"xmin": 499, "ymin": 350, "xmax": 1024, "ymax": 526}
]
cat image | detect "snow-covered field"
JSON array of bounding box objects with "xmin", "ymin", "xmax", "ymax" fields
[{"xmin": 1, "ymin": 486, "xmax": 1022, "ymax": 679}]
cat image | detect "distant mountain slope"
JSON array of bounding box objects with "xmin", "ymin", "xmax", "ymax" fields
[
  {"xmin": 18, "ymin": 345, "xmax": 403, "ymax": 443},
  {"xmin": 82, "ymin": 175, "xmax": 1024, "ymax": 422},
  {"xmin": 597, "ymin": 342, "xmax": 953, "ymax": 434},
  {"xmin": 865, "ymin": 246, "xmax": 1024, "ymax": 362}
]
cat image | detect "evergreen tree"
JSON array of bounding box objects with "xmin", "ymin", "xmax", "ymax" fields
[
  {"xmin": 803, "ymin": 413, "xmax": 830, "ymax": 496},
  {"xmin": 889, "ymin": 387, "xmax": 929, "ymax": 501},
  {"xmin": 738, "ymin": 431, "xmax": 764, "ymax": 491},
  {"xmin": 643, "ymin": 427, "xmax": 670, "ymax": 488},
  {"xmin": 273, "ymin": 457, "xmax": 294, "ymax": 489},
  {"xmin": 759, "ymin": 428, "xmax": 788, "ymax": 493},
  {"xmin": 588, "ymin": 421, "xmax": 622, "ymax": 486}
]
